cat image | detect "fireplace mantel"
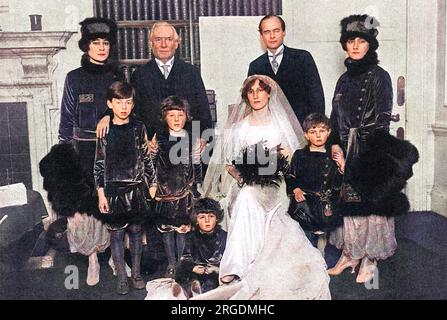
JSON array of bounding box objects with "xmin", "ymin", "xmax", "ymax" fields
[
  {"xmin": 0, "ymin": 32, "xmax": 74, "ymax": 54},
  {"xmin": 0, "ymin": 31, "xmax": 75, "ymax": 78},
  {"xmin": 0, "ymin": 30, "xmax": 75, "ymax": 210}
]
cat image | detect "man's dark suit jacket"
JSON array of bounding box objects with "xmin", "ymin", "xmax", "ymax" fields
[
  {"xmin": 131, "ymin": 58, "xmax": 212, "ymax": 139},
  {"xmin": 248, "ymin": 46, "xmax": 325, "ymax": 125}
]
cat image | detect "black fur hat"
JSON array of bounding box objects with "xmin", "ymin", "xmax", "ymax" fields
[
  {"xmin": 191, "ymin": 198, "xmax": 224, "ymax": 223},
  {"xmin": 340, "ymin": 14, "xmax": 380, "ymax": 51},
  {"xmin": 78, "ymin": 17, "xmax": 118, "ymax": 52}
]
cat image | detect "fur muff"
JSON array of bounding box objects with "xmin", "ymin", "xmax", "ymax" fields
[
  {"xmin": 346, "ymin": 130, "xmax": 419, "ymax": 217},
  {"xmin": 39, "ymin": 143, "xmax": 101, "ymax": 219}
]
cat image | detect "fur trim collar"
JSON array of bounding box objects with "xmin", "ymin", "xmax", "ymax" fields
[
  {"xmin": 81, "ymin": 54, "xmax": 116, "ymax": 75},
  {"xmin": 345, "ymin": 51, "xmax": 379, "ymax": 76}
]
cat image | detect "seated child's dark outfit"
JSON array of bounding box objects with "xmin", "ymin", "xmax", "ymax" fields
[
  {"xmin": 176, "ymin": 226, "xmax": 227, "ymax": 293},
  {"xmin": 286, "ymin": 146, "xmax": 343, "ymax": 235}
]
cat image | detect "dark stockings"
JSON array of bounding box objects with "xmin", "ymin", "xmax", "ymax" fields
[
  {"xmin": 162, "ymin": 232, "xmax": 186, "ymax": 267},
  {"xmin": 110, "ymin": 224, "xmax": 143, "ymax": 278}
]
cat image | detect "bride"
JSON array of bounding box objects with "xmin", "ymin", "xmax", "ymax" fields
[{"xmin": 199, "ymin": 75, "xmax": 330, "ymax": 300}]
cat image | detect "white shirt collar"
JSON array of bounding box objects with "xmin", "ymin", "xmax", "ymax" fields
[
  {"xmin": 169, "ymin": 128, "xmax": 187, "ymax": 137},
  {"xmin": 155, "ymin": 57, "xmax": 175, "ymax": 78},
  {"xmin": 268, "ymin": 44, "xmax": 285, "ymax": 57},
  {"xmin": 155, "ymin": 56, "xmax": 175, "ymax": 68},
  {"xmin": 268, "ymin": 45, "xmax": 285, "ymax": 73}
]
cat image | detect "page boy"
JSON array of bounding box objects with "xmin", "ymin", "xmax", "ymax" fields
[
  {"xmin": 286, "ymin": 113, "xmax": 344, "ymax": 250},
  {"xmin": 151, "ymin": 96, "xmax": 203, "ymax": 278},
  {"xmin": 94, "ymin": 81, "xmax": 156, "ymax": 295}
]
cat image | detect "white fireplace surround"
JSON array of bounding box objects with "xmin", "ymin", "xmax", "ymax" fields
[{"xmin": 0, "ymin": 31, "xmax": 75, "ymax": 205}]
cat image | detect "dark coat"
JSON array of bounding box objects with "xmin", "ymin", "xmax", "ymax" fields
[
  {"xmin": 94, "ymin": 119, "xmax": 156, "ymax": 192},
  {"xmin": 130, "ymin": 58, "xmax": 212, "ymax": 139},
  {"xmin": 94, "ymin": 119, "xmax": 156, "ymax": 227},
  {"xmin": 286, "ymin": 146, "xmax": 343, "ymax": 195},
  {"xmin": 248, "ymin": 46, "xmax": 325, "ymax": 125},
  {"xmin": 330, "ymin": 64, "xmax": 393, "ymax": 152},
  {"xmin": 175, "ymin": 227, "xmax": 227, "ymax": 293},
  {"xmin": 285, "ymin": 146, "xmax": 343, "ymax": 232},
  {"xmin": 58, "ymin": 55, "xmax": 122, "ymax": 143},
  {"xmin": 153, "ymin": 131, "xmax": 202, "ymax": 227},
  {"xmin": 330, "ymin": 62, "xmax": 418, "ymax": 217},
  {"xmin": 153, "ymin": 132, "xmax": 202, "ymax": 199},
  {"xmin": 58, "ymin": 55, "xmax": 123, "ymax": 185}
]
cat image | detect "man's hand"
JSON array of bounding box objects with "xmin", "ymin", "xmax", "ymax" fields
[
  {"xmin": 192, "ymin": 138, "xmax": 204, "ymax": 160},
  {"xmin": 293, "ymin": 188, "xmax": 306, "ymax": 203},
  {"xmin": 96, "ymin": 116, "xmax": 110, "ymax": 139}
]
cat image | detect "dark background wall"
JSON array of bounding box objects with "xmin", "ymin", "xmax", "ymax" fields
[{"xmin": 94, "ymin": 0, "xmax": 282, "ymax": 67}]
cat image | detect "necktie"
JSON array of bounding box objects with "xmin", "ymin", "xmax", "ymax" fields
[
  {"xmin": 162, "ymin": 65, "xmax": 170, "ymax": 79},
  {"xmin": 270, "ymin": 48, "xmax": 284, "ymax": 74}
]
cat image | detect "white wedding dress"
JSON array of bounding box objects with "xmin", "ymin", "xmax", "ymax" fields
[{"xmin": 196, "ymin": 118, "xmax": 331, "ymax": 300}]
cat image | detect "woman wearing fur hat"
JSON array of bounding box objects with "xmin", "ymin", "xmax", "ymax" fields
[
  {"xmin": 57, "ymin": 17, "xmax": 123, "ymax": 286},
  {"xmin": 327, "ymin": 15, "xmax": 398, "ymax": 283}
]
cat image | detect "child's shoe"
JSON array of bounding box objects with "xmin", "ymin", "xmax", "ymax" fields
[
  {"xmin": 108, "ymin": 256, "xmax": 132, "ymax": 277},
  {"xmin": 130, "ymin": 275, "xmax": 146, "ymax": 290},
  {"xmin": 116, "ymin": 275, "xmax": 130, "ymax": 295},
  {"xmin": 165, "ymin": 265, "xmax": 176, "ymax": 279}
]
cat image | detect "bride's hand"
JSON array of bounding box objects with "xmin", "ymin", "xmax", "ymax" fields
[
  {"xmin": 226, "ymin": 165, "xmax": 241, "ymax": 181},
  {"xmin": 280, "ymin": 147, "xmax": 293, "ymax": 160}
]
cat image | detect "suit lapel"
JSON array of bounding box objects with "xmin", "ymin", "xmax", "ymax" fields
[
  {"xmin": 275, "ymin": 46, "xmax": 289, "ymax": 77},
  {"xmin": 169, "ymin": 58, "xmax": 179, "ymax": 79},
  {"xmin": 261, "ymin": 52, "xmax": 275, "ymax": 78},
  {"xmin": 146, "ymin": 59, "xmax": 162, "ymax": 100},
  {"xmin": 149, "ymin": 59, "xmax": 164, "ymax": 79}
]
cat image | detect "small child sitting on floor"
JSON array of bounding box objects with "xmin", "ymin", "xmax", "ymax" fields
[{"xmin": 175, "ymin": 198, "xmax": 227, "ymax": 296}]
